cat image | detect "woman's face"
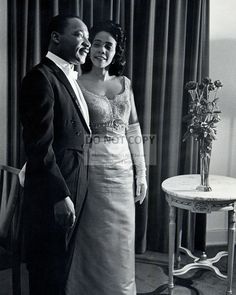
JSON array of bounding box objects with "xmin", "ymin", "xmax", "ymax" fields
[{"xmin": 90, "ymin": 31, "xmax": 117, "ymax": 69}]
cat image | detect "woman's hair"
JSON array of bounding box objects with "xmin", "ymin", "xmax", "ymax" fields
[{"xmin": 81, "ymin": 20, "xmax": 126, "ymax": 76}]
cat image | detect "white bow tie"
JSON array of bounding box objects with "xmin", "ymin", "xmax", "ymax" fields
[{"xmin": 63, "ymin": 65, "xmax": 78, "ymax": 80}]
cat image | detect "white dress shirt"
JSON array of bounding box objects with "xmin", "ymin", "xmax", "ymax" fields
[{"xmin": 46, "ymin": 51, "xmax": 90, "ymax": 131}]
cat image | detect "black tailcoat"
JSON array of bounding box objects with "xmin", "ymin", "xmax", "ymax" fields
[{"xmin": 20, "ymin": 57, "xmax": 91, "ymax": 293}]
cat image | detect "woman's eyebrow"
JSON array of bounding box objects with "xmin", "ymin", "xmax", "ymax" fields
[
  {"xmin": 93, "ymin": 38, "xmax": 102, "ymax": 42},
  {"xmin": 93, "ymin": 39, "xmax": 113, "ymax": 46}
]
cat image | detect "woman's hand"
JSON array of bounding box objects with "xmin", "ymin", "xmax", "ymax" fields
[{"xmin": 135, "ymin": 176, "xmax": 147, "ymax": 204}]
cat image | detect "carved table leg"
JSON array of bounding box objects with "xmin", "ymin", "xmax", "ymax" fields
[
  {"xmin": 226, "ymin": 207, "xmax": 236, "ymax": 295},
  {"xmin": 176, "ymin": 208, "xmax": 183, "ymax": 268},
  {"xmin": 169, "ymin": 204, "xmax": 176, "ymax": 294}
]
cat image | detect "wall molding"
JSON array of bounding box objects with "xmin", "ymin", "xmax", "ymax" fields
[{"xmin": 206, "ymin": 228, "xmax": 236, "ymax": 246}]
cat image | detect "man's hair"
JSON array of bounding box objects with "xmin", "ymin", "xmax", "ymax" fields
[{"xmin": 48, "ymin": 14, "xmax": 81, "ymax": 40}]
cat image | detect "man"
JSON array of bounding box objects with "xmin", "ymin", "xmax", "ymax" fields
[{"xmin": 19, "ymin": 15, "xmax": 91, "ymax": 295}]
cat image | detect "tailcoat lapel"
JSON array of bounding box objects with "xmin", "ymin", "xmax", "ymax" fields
[{"xmin": 42, "ymin": 57, "xmax": 91, "ymax": 134}]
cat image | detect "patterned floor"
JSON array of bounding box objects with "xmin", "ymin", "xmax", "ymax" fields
[
  {"xmin": 136, "ymin": 248, "xmax": 236, "ymax": 294},
  {"xmin": 0, "ymin": 247, "xmax": 235, "ymax": 294}
]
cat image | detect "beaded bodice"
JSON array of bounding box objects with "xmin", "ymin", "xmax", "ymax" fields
[{"xmin": 79, "ymin": 76, "xmax": 131, "ymax": 135}]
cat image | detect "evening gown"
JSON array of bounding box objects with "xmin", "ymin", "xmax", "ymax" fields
[{"xmin": 65, "ymin": 76, "xmax": 136, "ymax": 295}]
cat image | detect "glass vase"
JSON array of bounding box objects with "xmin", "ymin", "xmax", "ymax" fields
[{"xmin": 196, "ymin": 140, "xmax": 212, "ymax": 192}]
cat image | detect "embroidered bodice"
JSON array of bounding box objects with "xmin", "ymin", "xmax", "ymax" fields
[{"xmin": 79, "ymin": 76, "xmax": 132, "ymax": 135}]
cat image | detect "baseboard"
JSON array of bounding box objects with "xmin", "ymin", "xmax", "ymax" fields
[{"xmin": 206, "ymin": 228, "xmax": 236, "ymax": 246}]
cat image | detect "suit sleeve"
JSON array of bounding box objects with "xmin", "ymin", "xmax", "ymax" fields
[{"xmin": 20, "ymin": 69, "xmax": 71, "ymax": 203}]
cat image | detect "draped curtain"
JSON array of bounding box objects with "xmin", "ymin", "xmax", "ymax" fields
[{"xmin": 7, "ymin": 0, "xmax": 209, "ymax": 253}]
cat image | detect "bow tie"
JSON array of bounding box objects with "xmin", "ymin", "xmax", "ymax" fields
[{"xmin": 63, "ymin": 65, "xmax": 78, "ymax": 80}]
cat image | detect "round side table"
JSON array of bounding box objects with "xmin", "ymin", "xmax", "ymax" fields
[{"xmin": 162, "ymin": 174, "xmax": 236, "ymax": 295}]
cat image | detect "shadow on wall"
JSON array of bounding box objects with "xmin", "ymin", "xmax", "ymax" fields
[{"xmin": 210, "ymin": 39, "xmax": 236, "ymax": 177}]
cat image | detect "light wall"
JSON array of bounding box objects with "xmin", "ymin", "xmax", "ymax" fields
[
  {"xmin": 206, "ymin": 0, "xmax": 236, "ymax": 245},
  {"xmin": 0, "ymin": 0, "xmax": 8, "ymax": 165}
]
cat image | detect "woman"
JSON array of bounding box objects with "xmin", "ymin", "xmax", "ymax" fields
[{"xmin": 66, "ymin": 20, "xmax": 147, "ymax": 295}]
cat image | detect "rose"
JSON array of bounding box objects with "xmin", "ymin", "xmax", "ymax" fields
[
  {"xmin": 208, "ymin": 83, "xmax": 215, "ymax": 91},
  {"xmin": 214, "ymin": 80, "xmax": 223, "ymax": 88},
  {"xmin": 202, "ymin": 77, "xmax": 211, "ymax": 85},
  {"xmin": 185, "ymin": 81, "xmax": 197, "ymax": 90},
  {"xmin": 199, "ymin": 83, "xmax": 205, "ymax": 90}
]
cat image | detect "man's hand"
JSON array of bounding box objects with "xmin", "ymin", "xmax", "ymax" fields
[{"xmin": 54, "ymin": 196, "xmax": 76, "ymax": 228}]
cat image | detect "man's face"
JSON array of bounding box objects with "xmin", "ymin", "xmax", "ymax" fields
[{"xmin": 58, "ymin": 18, "xmax": 90, "ymax": 65}]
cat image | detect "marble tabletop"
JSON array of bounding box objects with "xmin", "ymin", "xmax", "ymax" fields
[{"xmin": 161, "ymin": 174, "xmax": 236, "ymax": 201}]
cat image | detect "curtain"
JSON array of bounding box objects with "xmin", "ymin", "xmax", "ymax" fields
[
  {"xmin": 146, "ymin": 0, "xmax": 210, "ymax": 252},
  {"xmin": 7, "ymin": 0, "xmax": 209, "ymax": 253}
]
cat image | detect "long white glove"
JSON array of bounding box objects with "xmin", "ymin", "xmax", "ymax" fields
[{"xmin": 126, "ymin": 123, "xmax": 147, "ymax": 204}]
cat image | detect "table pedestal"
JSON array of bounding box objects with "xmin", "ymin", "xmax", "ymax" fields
[{"xmin": 162, "ymin": 175, "xmax": 236, "ymax": 295}]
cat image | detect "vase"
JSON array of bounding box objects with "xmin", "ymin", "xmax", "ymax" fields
[{"xmin": 196, "ymin": 140, "xmax": 212, "ymax": 192}]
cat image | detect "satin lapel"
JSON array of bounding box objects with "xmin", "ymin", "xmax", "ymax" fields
[{"xmin": 41, "ymin": 57, "xmax": 91, "ymax": 134}]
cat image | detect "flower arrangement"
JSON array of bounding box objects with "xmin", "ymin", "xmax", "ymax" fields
[{"xmin": 183, "ymin": 77, "xmax": 223, "ymax": 158}]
